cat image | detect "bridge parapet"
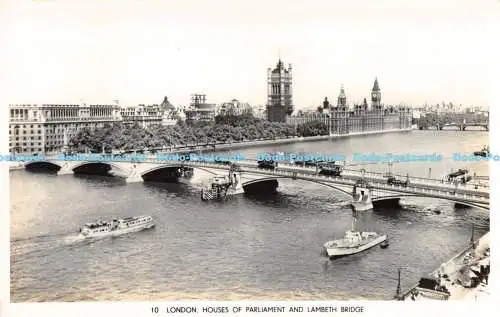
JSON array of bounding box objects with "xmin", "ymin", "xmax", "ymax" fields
[{"xmin": 26, "ymin": 157, "xmax": 490, "ymax": 209}]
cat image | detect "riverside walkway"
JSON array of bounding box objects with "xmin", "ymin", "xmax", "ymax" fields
[{"xmin": 400, "ymin": 232, "xmax": 490, "ymax": 301}]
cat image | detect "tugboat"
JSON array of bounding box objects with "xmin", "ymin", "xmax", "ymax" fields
[
  {"xmin": 323, "ymin": 215, "xmax": 387, "ymax": 258},
  {"xmin": 473, "ymin": 145, "xmax": 489, "ymax": 157},
  {"xmin": 79, "ymin": 215, "xmax": 155, "ymax": 238},
  {"xmin": 351, "ymin": 178, "xmax": 373, "ymax": 212}
]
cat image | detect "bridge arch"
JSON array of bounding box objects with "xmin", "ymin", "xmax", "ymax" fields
[
  {"xmin": 25, "ymin": 160, "xmax": 63, "ymax": 170},
  {"xmin": 70, "ymin": 161, "xmax": 129, "ymax": 175},
  {"xmin": 372, "ymin": 194, "xmax": 489, "ymax": 211},
  {"xmin": 242, "ymin": 176, "xmax": 353, "ymax": 198},
  {"xmin": 140, "ymin": 164, "xmax": 226, "ymax": 177}
]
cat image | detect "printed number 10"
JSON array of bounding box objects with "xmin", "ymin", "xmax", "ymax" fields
[{"xmin": 152, "ymin": 307, "xmax": 159, "ymax": 313}]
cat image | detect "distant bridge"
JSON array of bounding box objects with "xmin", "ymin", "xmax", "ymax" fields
[
  {"xmin": 21, "ymin": 156, "xmax": 490, "ymax": 211},
  {"xmin": 418, "ymin": 112, "xmax": 489, "ymax": 131}
]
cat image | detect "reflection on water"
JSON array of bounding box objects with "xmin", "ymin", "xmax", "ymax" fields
[{"xmin": 10, "ymin": 131, "xmax": 490, "ymax": 301}]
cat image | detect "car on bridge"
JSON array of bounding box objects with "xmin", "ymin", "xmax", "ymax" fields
[
  {"xmin": 446, "ymin": 169, "xmax": 472, "ymax": 184},
  {"xmin": 214, "ymin": 157, "xmax": 232, "ymax": 165},
  {"xmin": 386, "ymin": 174, "xmax": 410, "ymax": 187},
  {"xmin": 257, "ymin": 159, "xmax": 278, "ymax": 170},
  {"xmin": 317, "ymin": 162, "xmax": 343, "ymax": 176}
]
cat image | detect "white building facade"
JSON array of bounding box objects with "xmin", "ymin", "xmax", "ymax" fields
[{"xmin": 9, "ymin": 103, "xmax": 122, "ymax": 154}]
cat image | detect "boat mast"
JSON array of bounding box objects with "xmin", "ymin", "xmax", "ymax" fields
[
  {"xmin": 395, "ymin": 268, "xmax": 401, "ymax": 299},
  {"xmin": 470, "ymin": 224, "xmax": 475, "ymax": 247},
  {"xmin": 352, "ymin": 210, "xmax": 358, "ymax": 231}
]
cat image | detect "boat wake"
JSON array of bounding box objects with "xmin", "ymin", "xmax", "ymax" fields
[{"xmin": 11, "ymin": 231, "xmax": 102, "ymax": 258}]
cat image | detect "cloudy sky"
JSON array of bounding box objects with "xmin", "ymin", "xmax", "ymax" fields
[{"xmin": 2, "ymin": 0, "xmax": 498, "ymax": 108}]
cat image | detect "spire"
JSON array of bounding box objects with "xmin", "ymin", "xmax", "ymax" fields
[
  {"xmin": 372, "ymin": 77, "xmax": 380, "ymax": 91},
  {"xmin": 277, "ymin": 58, "xmax": 283, "ymax": 69}
]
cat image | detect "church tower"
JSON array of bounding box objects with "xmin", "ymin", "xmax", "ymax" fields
[
  {"xmin": 266, "ymin": 59, "xmax": 293, "ymax": 122},
  {"xmin": 371, "ymin": 77, "xmax": 382, "ymax": 111}
]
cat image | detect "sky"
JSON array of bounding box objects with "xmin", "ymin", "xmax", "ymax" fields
[{"xmin": 1, "ymin": 0, "xmax": 499, "ymax": 109}]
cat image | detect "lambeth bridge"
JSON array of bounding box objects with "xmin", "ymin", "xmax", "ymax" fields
[{"xmin": 21, "ymin": 155, "xmax": 490, "ymax": 211}]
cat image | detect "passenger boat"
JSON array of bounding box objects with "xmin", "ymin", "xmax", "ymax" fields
[
  {"xmin": 79, "ymin": 215, "xmax": 155, "ymax": 238},
  {"xmin": 323, "ymin": 216, "xmax": 387, "ymax": 258}
]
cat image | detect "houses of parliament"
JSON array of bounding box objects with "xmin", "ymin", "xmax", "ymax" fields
[{"xmin": 266, "ymin": 59, "xmax": 412, "ymax": 133}]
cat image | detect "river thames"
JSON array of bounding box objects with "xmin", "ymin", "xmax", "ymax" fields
[{"xmin": 10, "ymin": 130, "xmax": 489, "ymax": 301}]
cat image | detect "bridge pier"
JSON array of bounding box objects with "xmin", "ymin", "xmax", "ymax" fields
[
  {"xmin": 351, "ymin": 181, "xmax": 373, "ymax": 212},
  {"xmin": 125, "ymin": 164, "xmax": 145, "ymax": 183},
  {"xmin": 56, "ymin": 163, "xmax": 74, "ymax": 176},
  {"xmin": 126, "ymin": 174, "xmax": 144, "ymax": 183},
  {"xmin": 226, "ymin": 169, "xmax": 244, "ymax": 194}
]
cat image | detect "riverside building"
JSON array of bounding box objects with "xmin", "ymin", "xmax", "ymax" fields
[
  {"xmin": 217, "ymin": 99, "xmax": 253, "ymax": 116},
  {"xmin": 9, "ymin": 103, "xmax": 122, "ymax": 154},
  {"xmin": 287, "ymin": 78, "xmax": 412, "ymax": 134},
  {"xmin": 266, "ymin": 59, "xmax": 293, "ymax": 122},
  {"xmin": 120, "ymin": 96, "xmax": 179, "ymax": 127},
  {"xmin": 184, "ymin": 94, "xmax": 217, "ymax": 124},
  {"xmin": 120, "ymin": 104, "xmax": 163, "ymax": 128}
]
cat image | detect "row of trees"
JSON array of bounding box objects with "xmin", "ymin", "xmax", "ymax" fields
[{"xmin": 68, "ymin": 115, "xmax": 328, "ymax": 152}]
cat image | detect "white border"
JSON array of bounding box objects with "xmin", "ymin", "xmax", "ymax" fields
[{"xmin": 2, "ymin": 0, "xmax": 498, "ymax": 316}]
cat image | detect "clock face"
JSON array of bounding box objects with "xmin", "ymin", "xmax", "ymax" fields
[{"xmin": 372, "ymin": 93, "xmax": 377, "ymax": 98}]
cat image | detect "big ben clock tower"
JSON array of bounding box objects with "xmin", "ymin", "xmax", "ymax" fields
[{"xmin": 371, "ymin": 77, "xmax": 382, "ymax": 112}]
